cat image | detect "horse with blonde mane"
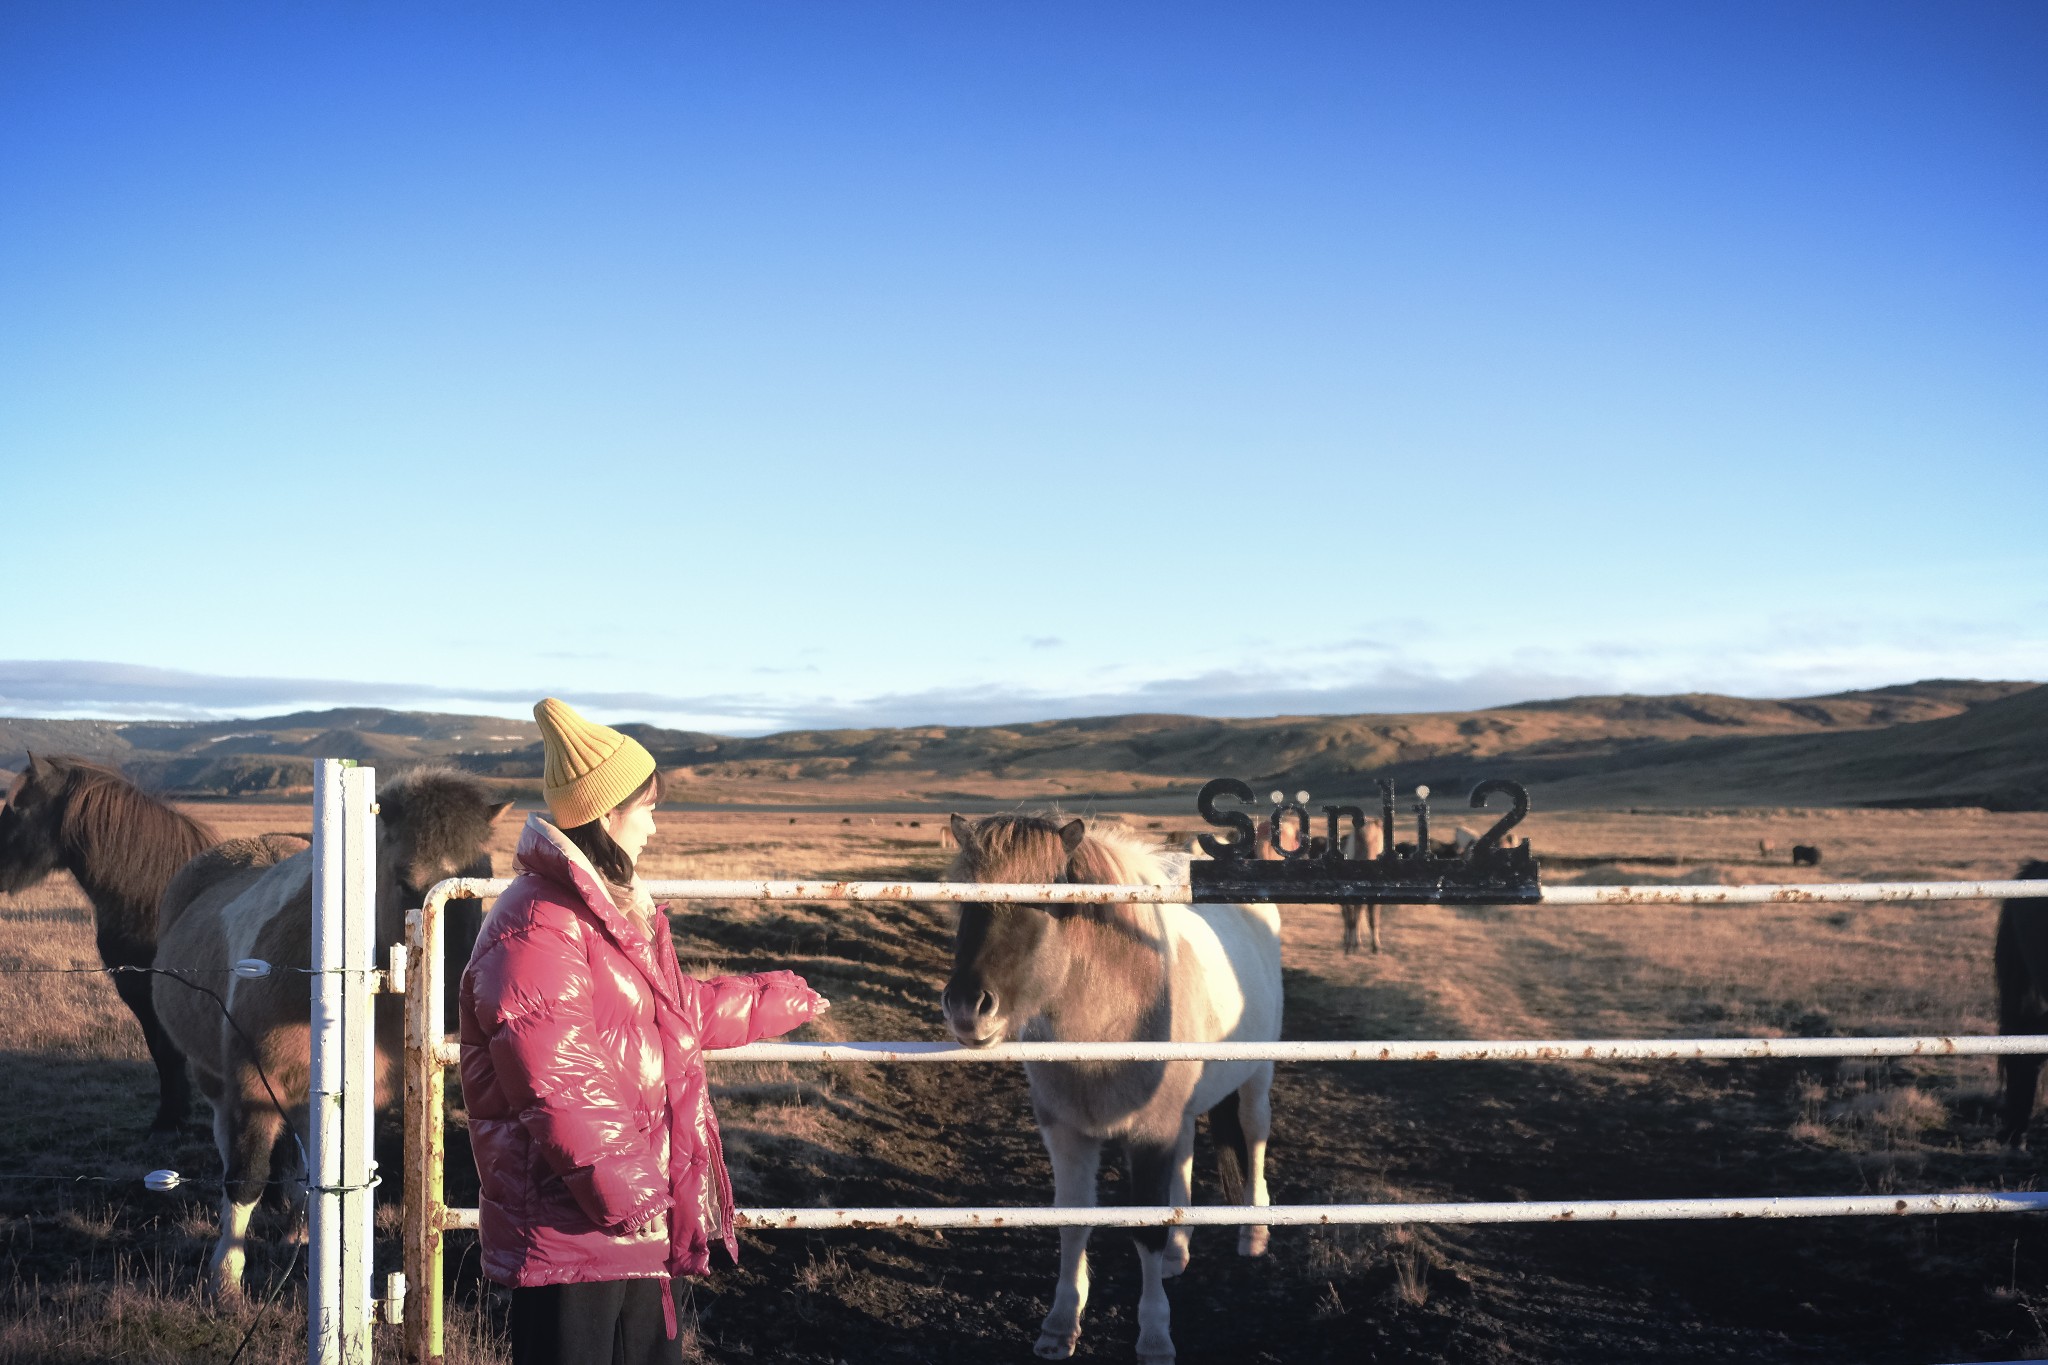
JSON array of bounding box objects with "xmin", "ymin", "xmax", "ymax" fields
[{"xmin": 942, "ymin": 813, "xmax": 1282, "ymax": 1365}]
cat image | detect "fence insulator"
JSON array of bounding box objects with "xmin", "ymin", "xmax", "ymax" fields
[
  {"xmin": 233, "ymin": 958, "xmax": 272, "ymax": 978},
  {"xmin": 144, "ymin": 1170, "xmax": 181, "ymax": 1192},
  {"xmin": 380, "ymin": 1272, "xmax": 407, "ymax": 1325}
]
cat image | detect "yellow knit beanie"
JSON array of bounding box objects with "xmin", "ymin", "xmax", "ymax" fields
[{"xmin": 533, "ymin": 697, "xmax": 657, "ymax": 829}]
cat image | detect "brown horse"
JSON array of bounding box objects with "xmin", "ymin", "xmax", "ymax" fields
[
  {"xmin": 152, "ymin": 767, "xmax": 509, "ymax": 1295},
  {"xmin": 1330, "ymin": 824, "xmax": 1387, "ymax": 956},
  {"xmin": 943, "ymin": 814, "xmax": 1281, "ymax": 1365},
  {"xmin": 0, "ymin": 754, "xmax": 216, "ymax": 1133},
  {"xmin": 1260, "ymin": 817, "xmax": 1388, "ymax": 956},
  {"xmin": 1995, "ymin": 860, "xmax": 2048, "ymax": 1148}
]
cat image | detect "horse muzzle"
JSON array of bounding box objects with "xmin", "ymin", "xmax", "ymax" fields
[{"xmin": 942, "ymin": 986, "xmax": 1005, "ymax": 1049}]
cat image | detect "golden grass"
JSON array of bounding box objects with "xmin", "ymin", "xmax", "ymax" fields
[{"xmin": 1, "ymin": 800, "xmax": 2043, "ymax": 1360}]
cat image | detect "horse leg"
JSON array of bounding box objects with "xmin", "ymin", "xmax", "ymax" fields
[
  {"xmin": 1368, "ymin": 902, "xmax": 1382, "ymax": 955},
  {"xmin": 1236, "ymin": 1067, "xmax": 1273, "ymax": 1256},
  {"xmin": 1034, "ymin": 1123, "xmax": 1099, "ymax": 1360},
  {"xmin": 1340, "ymin": 903, "xmax": 1359, "ymax": 956},
  {"xmin": 1998, "ymin": 1009, "xmax": 2048, "ymax": 1149},
  {"xmin": 1162, "ymin": 1114, "xmax": 1195, "ymax": 1277},
  {"xmin": 208, "ymin": 1073, "xmax": 285, "ymax": 1298},
  {"xmin": 111, "ymin": 967, "xmax": 191, "ymax": 1135},
  {"xmin": 1127, "ymin": 1140, "xmax": 1179, "ymax": 1365}
]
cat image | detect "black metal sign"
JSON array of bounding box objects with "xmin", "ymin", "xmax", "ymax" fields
[{"xmin": 1187, "ymin": 776, "xmax": 1542, "ymax": 904}]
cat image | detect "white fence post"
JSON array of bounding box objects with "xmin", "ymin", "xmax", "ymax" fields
[{"xmin": 311, "ymin": 760, "xmax": 377, "ymax": 1365}]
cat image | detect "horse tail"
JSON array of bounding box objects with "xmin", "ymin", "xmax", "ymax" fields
[{"xmin": 1207, "ymin": 1093, "xmax": 1249, "ymax": 1206}]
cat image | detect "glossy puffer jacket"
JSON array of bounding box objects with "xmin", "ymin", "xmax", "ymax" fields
[{"xmin": 460, "ymin": 814, "xmax": 824, "ymax": 1288}]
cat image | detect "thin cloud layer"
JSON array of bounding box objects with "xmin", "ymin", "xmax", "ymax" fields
[{"xmin": 0, "ymin": 657, "xmax": 1708, "ymax": 735}]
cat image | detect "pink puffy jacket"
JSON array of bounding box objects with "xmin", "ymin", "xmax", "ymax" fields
[{"xmin": 460, "ymin": 815, "xmax": 823, "ymax": 1288}]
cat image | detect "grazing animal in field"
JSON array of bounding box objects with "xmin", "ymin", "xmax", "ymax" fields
[
  {"xmin": 942, "ymin": 813, "xmax": 1281, "ymax": 1365},
  {"xmin": 1330, "ymin": 822, "xmax": 1388, "ymax": 956},
  {"xmin": 152, "ymin": 768, "xmax": 509, "ymax": 1296},
  {"xmin": 1758, "ymin": 838, "xmax": 1777, "ymax": 859},
  {"xmin": 0, "ymin": 754, "xmax": 215, "ymax": 1134},
  {"xmin": 1250, "ymin": 818, "xmax": 1390, "ymax": 957},
  {"xmin": 1791, "ymin": 844, "xmax": 1822, "ymax": 867},
  {"xmin": 1994, "ymin": 861, "xmax": 2048, "ymax": 1148}
]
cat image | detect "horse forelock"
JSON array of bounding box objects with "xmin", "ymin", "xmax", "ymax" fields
[
  {"xmin": 949, "ymin": 814, "xmax": 1164, "ymax": 942},
  {"xmin": 378, "ymin": 766, "xmax": 498, "ymax": 866}
]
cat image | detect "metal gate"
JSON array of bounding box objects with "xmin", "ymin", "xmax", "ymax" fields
[{"xmin": 395, "ymin": 867, "xmax": 2048, "ymax": 1363}]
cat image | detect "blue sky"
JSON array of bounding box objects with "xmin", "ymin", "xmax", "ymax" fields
[{"xmin": 2, "ymin": 2, "xmax": 2042, "ymax": 733}]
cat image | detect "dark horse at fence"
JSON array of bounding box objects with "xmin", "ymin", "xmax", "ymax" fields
[
  {"xmin": 0, "ymin": 754, "xmax": 216, "ymax": 1134},
  {"xmin": 1995, "ymin": 860, "xmax": 2048, "ymax": 1148},
  {"xmin": 153, "ymin": 766, "xmax": 509, "ymax": 1296}
]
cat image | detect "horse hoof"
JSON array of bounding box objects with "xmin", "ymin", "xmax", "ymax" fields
[
  {"xmin": 1239, "ymin": 1226, "xmax": 1270, "ymax": 1257},
  {"xmin": 1033, "ymin": 1330, "xmax": 1080, "ymax": 1359}
]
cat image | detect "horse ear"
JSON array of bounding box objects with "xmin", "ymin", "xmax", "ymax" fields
[
  {"xmin": 26, "ymin": 752, "xmax": 54, "ymax": 783},
  {"xmin": 948, "ymin": 814, "xmax": 974, "ymax": 849},
  {"xmin": 1058, "ymin": 819, "xmax": 1086, "ymax": 854},
  {"xmin": 487, "ymin": 800, "xmax": 516, "ymax": 824}
]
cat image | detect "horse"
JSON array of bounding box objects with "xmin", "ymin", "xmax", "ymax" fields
[
  {"xmin": 1792, "ymin": 844, "xmax": 1822, "ymax": 867},
  {"xmin": 1332, "ymin": 824, "xmax": 1387, "ymax": 956},
  {"xmin": 152, "ymin": 767, "xmax": 510, "ymax": 1296},
  {"xmin": 1264, "ymin": 818, "xmax": 1386, "ymax": 957},
  {"xmin": 942, "ymin": 813, "xmax": 1282, "ymax": 1365},
  {"xmin": 0, "ymin": 753, "xmax": 216, "ymax": 1134},
  {"xmin": 1994, "ymin": 861, "xmax": 2048, "ymax": 1148}
]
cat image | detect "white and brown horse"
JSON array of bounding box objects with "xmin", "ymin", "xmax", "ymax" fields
[
  {"xmin": 152, "ymin": 768, "xmax": 508, "ymax": 1296},
  {"xmin": 942, "ymin": 814, "xmax": 1282, "ymax": 1365}
]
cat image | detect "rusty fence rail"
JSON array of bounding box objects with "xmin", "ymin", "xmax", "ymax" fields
[{"xmin": 401, "ymin": 874, "xmax": 2048, "ymax": 1363}]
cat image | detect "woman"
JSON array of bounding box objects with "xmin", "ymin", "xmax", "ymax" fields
[{"xmin": 461, "ymin": 697, "xmax": 827, "ymax": 1365}]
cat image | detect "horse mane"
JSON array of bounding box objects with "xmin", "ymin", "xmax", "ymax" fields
[
  {"xmin": 377, "ymin": 766, "xmax": 499, "ymax": 861},
  {"xmin": 1071, "ymin": 824, "xmax": 1170, "ymax": 888},
  {"xmin": 50, "ymin": 757, "xmax": 216, "ymax": 903},
  {"xmin": 948, "ymin": 813, "xmax": 1168, "ymax": 938}
]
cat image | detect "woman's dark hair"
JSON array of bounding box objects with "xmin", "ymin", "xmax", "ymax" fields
[{"xmin": 560, "ymin": 769, "xmax": 663, "ymax": 887}]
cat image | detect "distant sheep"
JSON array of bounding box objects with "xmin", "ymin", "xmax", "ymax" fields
[{"xmin": 1791, "ymin": 844, "xmax": 1822, "ymax": 867}]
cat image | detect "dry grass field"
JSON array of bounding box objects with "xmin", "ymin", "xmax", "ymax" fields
[{"xmin": 3, "ymin": 799, "xmax": 2048, "ymax": 1362}]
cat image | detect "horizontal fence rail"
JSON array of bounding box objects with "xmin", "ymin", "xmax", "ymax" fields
[
  {"xmin": 716, "ymin": 1035, "xmax": 2048, "ymax": 1062},
  {"xmin": 429, "ymin": 875, "xmax": 2048, "ymax": 905},
  {"xmin": 430, "ymin": 1192, "xmax": 2048, "ymax": 1234},
  {"xmin": 404, "ymin": 872, "xmax": 2048, "ymax": 1364},
  {"xmin": 426, "ymin": 1032, "xmax": 2048, "ymax": 1071}
]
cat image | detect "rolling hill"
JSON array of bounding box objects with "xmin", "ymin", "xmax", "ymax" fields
[{"xmin": 1, "ymin": 679, "xmax": 2039, "ymax": 809}]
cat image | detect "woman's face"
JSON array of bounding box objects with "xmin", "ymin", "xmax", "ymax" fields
[{"xmin": 603, "ymin": 789, "xmax": 658, "ymax": 866}]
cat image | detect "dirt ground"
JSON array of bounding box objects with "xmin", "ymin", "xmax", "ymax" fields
[{"xmin": 4, "ymin": 801, "xmax": 2048, "ymax": 1363}]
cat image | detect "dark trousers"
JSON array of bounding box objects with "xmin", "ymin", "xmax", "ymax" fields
[{"xmin": 509, "ymin": 1279, "xmax": 681, "ymax": 1365}]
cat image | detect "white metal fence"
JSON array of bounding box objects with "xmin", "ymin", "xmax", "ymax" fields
[{"xmin": 390, "ymin": 866, "xmax": 2048, "ymax": 1363}]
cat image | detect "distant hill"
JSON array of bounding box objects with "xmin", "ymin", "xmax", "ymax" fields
[{"xmin": 0, "ymin": 679, "xmax": 2039, "ymax": 809}]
